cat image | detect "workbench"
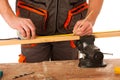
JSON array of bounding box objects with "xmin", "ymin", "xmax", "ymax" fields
[{"xmin": 0, "ymin": 59, "xmax": 120, "ymax": 80}]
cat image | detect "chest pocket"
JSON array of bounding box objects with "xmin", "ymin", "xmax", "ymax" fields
[
  {"xmin": 30, "ymin": 0, "xmax": 46, "ymax": 3},
  {"xmin": 16, "ymin": 0, "xmax": 48, "ymax": 35},
  {"xmin": 64, "ymin": 0, "xmax": 88, "ymax": 30},
  {"xmin": 70, "ymin": 0, "xmax": 85, "ymax": 5}
]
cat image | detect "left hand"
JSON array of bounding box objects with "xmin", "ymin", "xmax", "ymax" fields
[{"xmin": 73, "ymin": 20, "xmax": 93, "ymax": 36}]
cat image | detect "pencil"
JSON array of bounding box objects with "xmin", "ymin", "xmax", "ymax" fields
[{"xmin": 73, "ymin": 11, "xmax": 93, "ymax": 35}]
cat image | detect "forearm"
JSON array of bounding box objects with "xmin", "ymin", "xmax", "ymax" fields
[
  {"xmin": 87, "ymin": 0, "xmax": 104, "ymax": 25},
  {"xmin": 0, "ymin": 0, "xmax": 16, "ymax": 24}
]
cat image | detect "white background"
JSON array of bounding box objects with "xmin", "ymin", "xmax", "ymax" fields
[{"xmin": 0, "ymin": 0, "xmax": 120, "ymax": 63}]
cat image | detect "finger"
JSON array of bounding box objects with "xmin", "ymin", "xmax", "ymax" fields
[
  {"xmin": 22, "ymin": 24, "xmax": 31, "ymax": 39},
  {"xmin": 26, "ymin": 19, "xmax": 36, "ymax": 39},
  {"xmin": 17, "ymin": 26, "xmax": 26, "ymax": 39},
  {"xmin": 73, "ymin": 21, "xmax": 81, "ymax": 33},
  {"xmin": 80, "ymin": 26, "xmax": 93, "ymax": 36},
  {"xmin": 75, "ymin": 25, "xmax": 92, "ymax": 36},
  {"xmin": 81, "ymin": 30, "xmax": 92, "ymax": 36},
  {"xmin": 73, "ymin": 28, "xmax": 82, "ymax": 36},
  {"xmin": 80, "ymin": 21, "xmax": 92, "ymax": 33}
]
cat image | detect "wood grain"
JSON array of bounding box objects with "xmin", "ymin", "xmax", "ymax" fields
[
  {"xmin": 0, "ymin": 30, "xmax": 119, "ymax": 46},
  {"xmin": 0, "ymin": 59, "xmax": 120, "ymax": 80}
]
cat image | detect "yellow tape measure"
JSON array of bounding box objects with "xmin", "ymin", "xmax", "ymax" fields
[{"xmin": 114, "ymin": 67, "xmax": 120, "ymax": 74}]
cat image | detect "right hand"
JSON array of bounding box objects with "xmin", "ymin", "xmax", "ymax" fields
[
  {"xmin": 73, "ymin": 20, "xmax": 93, "ymax": 36},
  {"xmin": 8, "ymin": 16, "xmax": 36, "ymax": 39}
]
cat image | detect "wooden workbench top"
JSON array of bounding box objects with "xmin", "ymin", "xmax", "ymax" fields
[{"xmin": 0, "ymin": 59, "xmax": 120, "ymax": 80}]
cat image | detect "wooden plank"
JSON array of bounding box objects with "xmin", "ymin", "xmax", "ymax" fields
[
  {"xmin": 0, "ymin": 59, "xmax": 120, "ymax": 80},
  {"xmin": 93, "ymin": 30, "xmax": 120, "ymax": 38},
  {"xmin": 0, "ymin": 30, "xmax": 119, "ymax": 46}
]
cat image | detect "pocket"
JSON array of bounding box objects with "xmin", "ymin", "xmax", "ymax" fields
[
  {"xmin": 32, "ymin": 0, "xmax": 46, "ymax": 3},
  {"xmin": 64, "ymin": 1, "xmax": 88, "ymax": 29},
  {"xmin": 16, "ymin": 0, "xmax": 48, "ymax": 33},
  {"xmin": 70, "ymin": 0, "xmax": 85, "ymax": 6},
  {"xmin": 19, "ymin": 0, "xmax": 46, "ymax": 8}
]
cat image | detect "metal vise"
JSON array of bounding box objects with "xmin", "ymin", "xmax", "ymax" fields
[{"xmin": 76, "ymin": 35, "xmax": 107, "ymax": 68}]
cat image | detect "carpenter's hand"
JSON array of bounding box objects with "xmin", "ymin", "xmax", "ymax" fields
[
  {"xmin": 73, "ymin": 20, "xmax": 93, "ymax": 36},
  {"xmin": 8, "ymin": 16, "xmax": 36, "ymax": 39}
]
